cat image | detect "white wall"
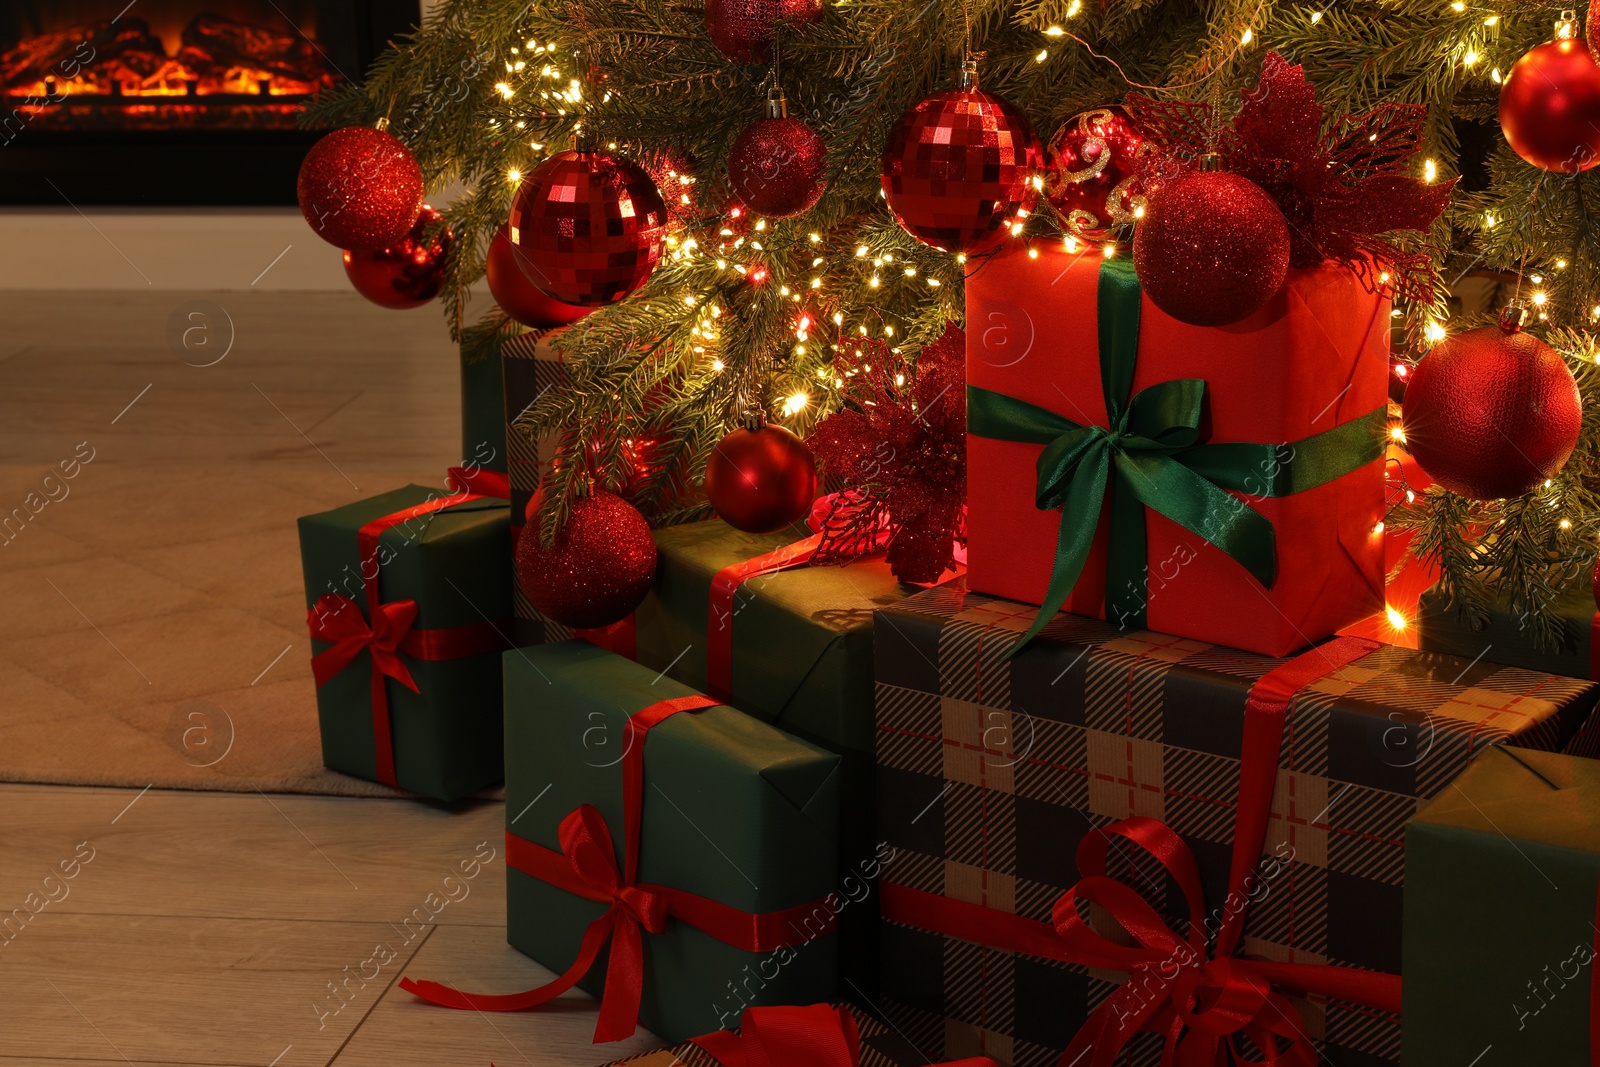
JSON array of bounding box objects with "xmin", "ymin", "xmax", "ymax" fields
[{"xmin": 0, "ymin": 0, "xmax": 445, "ymax": 292}]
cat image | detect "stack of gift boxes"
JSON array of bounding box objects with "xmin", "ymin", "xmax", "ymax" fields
[{"xmin": 295, "ymin": 242, "xmax": 1600, "ymax": 1064}]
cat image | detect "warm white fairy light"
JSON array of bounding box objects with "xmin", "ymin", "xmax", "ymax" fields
[{"xmin": 1424, "ymin": 321, "xmax": 1447, "ymax": 342}]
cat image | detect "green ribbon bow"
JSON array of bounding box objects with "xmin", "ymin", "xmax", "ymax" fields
[{"xmin": 968, "ymin": 257, "xmax": 1385, "ymax": 652}]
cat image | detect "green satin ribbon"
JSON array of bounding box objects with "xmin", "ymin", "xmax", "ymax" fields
[{"xmin": 968, "ymin": 257, "xmax": 1385, "ymax": 651}]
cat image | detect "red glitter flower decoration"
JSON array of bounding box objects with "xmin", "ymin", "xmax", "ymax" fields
[
  {"xmin": 807, "ymin": 322, "xmax": 966, "ymax": 584},
  {"xmin": 1126, "ymin": 52, "xmax": 1456, "ymax": 299}
]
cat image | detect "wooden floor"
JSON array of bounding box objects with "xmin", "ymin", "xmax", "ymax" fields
[
  {"xmin": 0, "ymin": 782, "xmax": 666, "ymax": 1066},
  {"xmin": 0, "ymin": 290, "xmax": 664, "ymax": 1064}
]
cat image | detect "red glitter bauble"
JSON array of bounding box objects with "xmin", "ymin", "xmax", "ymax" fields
[
  {"xmin": 509, "ymin": 149, "xmax": 669, "ymax": 308},
  {"xmin": 1046, "ymin": 108, "xmax": 1153, "ymax": 236},
  {"xmin": 1132, "ymin": 170, "xmax": 1290, "ymax": 327},
  {"xmin": 706, "ymin": 0, "xmax": 822, "ymax": 63},
  {"xmin": 485, "ymin": 224, "xmax": 591, "ymax": 329},
  {"xmin": 705, "ymin": 423, "xmax": 818, "ymax": 533},
  {"xmin": 880, "ymin": 79, "xmax": 1044, "ymax": 254},
  {"xmin": 729, "ymin": 113, "xmax": 827, "ymax": 218},
  {"xmin": 1401, "ymin": 325, "xmax": 1582, "ymax": 501},
  {"xmin": 515, "ymin": 490, "xmax": 657, "ymax": 629},
  {"xmin": 342, "ymin": 204, "xmax": 451, "ymax": 310},
  {"xmin": 298, "ymin": 126, "xmax": 424, "ymax": 252},
  {"xmin": 1500, "ymin": 38, "xmax": 1600, "ymax": 173}
]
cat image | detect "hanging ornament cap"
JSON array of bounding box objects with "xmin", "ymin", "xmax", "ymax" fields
[
  {"xmin": 766, "ymin": 88, "xmax": 788, "ymax": 119},
  {"xmin": 1499, "ymin": 300, "xmax": 1529, "ymax": 333},
  {"xmin": 1557, "ymin": 8, "xmax": 1579, "ymax": 39},
  {"xmin": 959, "ymin": 58, "xmax": 979, "ymax": 90},
  {"xmin": 742, "ymin": 407, "xmax": 769, "ymax": 431},
  {"xmin": 571, "ymin": 126, "xmax": 598, "ymax": 152},
  {"xmin": 1197, "ymin": 152, "xmax": 1223, "ymax": 173}
]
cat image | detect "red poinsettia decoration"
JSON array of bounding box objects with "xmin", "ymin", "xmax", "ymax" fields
[
  {"xmin": 807, "ymin": 322, "xmax": 966, "ymax": 584},
  {"xmin": 1126, "ymin": 52, "xmax": 1456, "ymax": 299}
]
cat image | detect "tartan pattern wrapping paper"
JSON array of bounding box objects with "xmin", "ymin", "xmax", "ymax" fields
[
  {"xmin": 501, "ymin": 330, "xmax": 570, "ymax": 645},
  {"xmin": 874, "ymin": 580, "xmax": 1600, "ymax": 1067}
]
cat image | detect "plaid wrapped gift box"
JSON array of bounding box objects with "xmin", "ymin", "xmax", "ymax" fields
[
  {"xmin": 501, "ymin": 329, "xmax": 570, "ymax": 645},
  {"xmin": 874, "ymin": 580, "xmax": 1600, "ymax": 1067}
]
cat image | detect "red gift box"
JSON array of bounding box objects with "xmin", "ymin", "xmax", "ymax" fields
[{"xmin": 965, "ymin": 244, "xmax": 1390, "ymax": 657}]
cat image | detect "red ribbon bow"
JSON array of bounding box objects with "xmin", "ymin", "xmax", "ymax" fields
[
  {"xmin": 308, "ymin": 594, "xmax": 422, "ymax": 693},
  {"xmin": 691, "ymin": 1004, "xmax": 999, "ymax": 1067},
  {"xmin": 400, "ymin": 695, "xmax": 838, "ymax": 1042}
]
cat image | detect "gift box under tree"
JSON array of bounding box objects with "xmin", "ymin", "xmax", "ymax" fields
[
  {"xmin": 1404, "ymin": 746, "xmax": 1600, "ymax": 1065},
  {"xmin": 1417, "ymin": 569, "xmax": 1599, "ymax": 681},
  {"xmin": 965, "ymin": 248, "xmax": 1390, "ymax": 657},
  {"xmin": 873, "ymin": 580, "xmax": 1600, "ymax": 1066},
  {"xmin": 298, "ymin": 483, "xmax": 513, "ymax": 800},
  {"xmin": 401, "ymin": 639, "xmax": 843, "ymax": 1042}
]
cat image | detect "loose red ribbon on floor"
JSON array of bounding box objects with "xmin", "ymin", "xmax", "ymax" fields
[
  {"xmin": 305, "ymin": 485, "xmax": 511, "ymax": 786},
  {"xmin": 881, "ymin": 635, "xmax": 1403, "ymax": 1067},
  {"xmin": 399, "ymin": 694, "xmax": 838, "ymax": 1043},
  {"xmin": 707, "ymin": 534, "xmax": 824, "ymax": 700},
  {"xmin": 691, "ymin": 1004, "xmax": 999, "ymax": 1067}
]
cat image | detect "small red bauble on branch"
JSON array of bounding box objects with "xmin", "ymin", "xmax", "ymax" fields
[
  {"xmin": 342, "ymin": 204, "xmax": 452, "ymax": 310},
  {"xmin": 516, "ymin": 489, "xmax": 657, "ymax": 629},
  {"xmin": 1045, "ymin": 108, "xmax": 1156, "ymax": 237},
  {"xmin": 729, "ymin": 89, "xmax": 827, "ymax": 218},
  {"xmin": 705, "ymin": 414, "xmax": 818, "ymax": 533},
  {"xmin": 1132, "ymin": 169, "xmax": 1290, "ymax": 327},
  {"xmin": 705, "ymin": 0, "xmax": 822, "ymax": 63},
  {"xmin": 1500, "ymin": 23, "xmax": 1600, "ymax": 173},
  {"xmin": 881, "ymin": 60, "xmax": 1044, "ymax": 255},
  {"xmin": 297, "ymin": 126, "xmax": 425, "ymax": 252},
  {"xmin": 485, "ymin": 224, "xmax": 591, "ymax": 329},
  {"xmin": 509, "ymin": 147, "xmax": 669, "ymax": 308},
  {"xmin": 1126, "ymin": 52, "xmax": 1454, "ymax": 300},
  {"xmin": 1401, "ymin": 308, "xmax": 1582, "ymax": 501}
]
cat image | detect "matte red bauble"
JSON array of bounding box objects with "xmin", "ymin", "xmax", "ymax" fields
[
  {"xmin": 1401, "ymin": 325, "xmax": 1582, "ymax": 500},
  {"xmin": 342, "ymin": 204, "xmax": 451, "ymax": 310},
  {"xmin": 1046, "ymin": 108, "xmax": 1153, "ymax": 236},
  {"xmin": 509, "ymin": 149, "xmax": 669, "ymax": 308},
  {"xmin": 706, "ymin": 0, "xmax": 822, "ymax": 63},
  {"xmin": 1500, "ymin": 38, "xmax": 1600, "ymax": 173},
  {"xmin": 880, "ymin": 66, "xmax": 1044, "ymax": 254},
  {"xmin": 729, "ymin": 93, "xmax": 827, "ymax": 218},
  {"xmin": 485, "ymin": 224, "xmax": 591, "ymax": 329},
  {"xmin": 298, "ymin": 126, "xmax": 424, "ymax": 252},
  {"xmin": 515, "ymin": 490, "xmax": 657, "ymax": 629},
  {"xmin": 705, "ymin": 422, "xmax": 818, "ymax": 533},
  {"xmin": 1132, "ymin": 170, "xmax": 1290, "ymax": 327}
]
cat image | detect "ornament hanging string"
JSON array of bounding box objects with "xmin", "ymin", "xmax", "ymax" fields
[{"xmin": 1045, "ymin": 0, "xmax": 1272, "ymax": 94}]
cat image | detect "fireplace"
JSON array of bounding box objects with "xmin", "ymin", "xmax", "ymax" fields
[{"xmin": 0, "ymin": 1, "xmax": 421, "ymax": 205}]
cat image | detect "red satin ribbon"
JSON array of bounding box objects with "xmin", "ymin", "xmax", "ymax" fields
[
  {"xmin": 707, "ymin": 533, "xmax": 824, "ymax": 700},
  {"xmin": 881, "ymin": 635, "xmax": 1404, "ymax": 1067},
  {"xmin": 305, "ymin": 487, "xmax": 509, "ymax": 786},
  {"xmin": 399, "ymin": 694, "xmax": 838, "ymax": 1043},
  {"xmin": 447, "ymin": 465, "xmax": 511, "ymax": 500},
  {"xmin": 691, "ymin": 1004, "xmax": 999, "ymax": 1067}
]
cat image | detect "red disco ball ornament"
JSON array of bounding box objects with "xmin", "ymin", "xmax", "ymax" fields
[
  {"xmin": 1046, "ymin": 108, "xmax": 1155, "ymax": 236},
  {"xmin": 1500, "ymin": 37, "xmax": 1600, "ymax": 173},
  {"xmin": 729, "ymin": 91, "xmax": 827, "ymax": 218},
  {"xmin": 485, "ymin": 224, "xmax": 591, "ymax": 329},
  {"xmin": 706, "ymin": 0, "xmax": 822, "ymax": 63},
  {"xmin": 1132, "ymin": 170, "xmax": 1290, "ymax": 327},
  {"xmin": 342, "ymin": 204, "xmax": 451, "ymax": 310},
  {"xmin": 705, "ymin": 419, "xmax": 818, "ymax": 533},
  {"xmin": 509, "ymin": 148, "xmax": 669, "ymax": 308},
  {"xmin": 298, "ymin": 126, "xmax": 424, "ymax": 252},
  {"xmin": 880, "ymin": 64, "xmax": 1044, "ymax": 254},
  {"xmin": 1401, "ymin": 319, "xmax": 1582, "ymax": 501},
  {"xmin": 515, "ymin": 490, "xmax": 657, "ymax": 629}
]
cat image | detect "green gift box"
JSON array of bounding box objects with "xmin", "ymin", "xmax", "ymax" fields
[
  {"xmin": 501, "ymin": 640, "xmax": 842, "ymax": 1042},
  {"xmin": 1418, "ymin": 577, "xmax": 1597, "ymax": 680},
  {"xmin": 632, "ymin": 519, "xmax": 918, "ymax": 993},
  {"xmin": 1405, "ymin": 746, "xmax": 1600, "ymax": 1065},
  {"xmin": 461, "ymin": 346, "xmax": 507, "ymax": 474},
  {"xmin": 298, "ymin": 484, "xmax": 512, "ymax": 800}
]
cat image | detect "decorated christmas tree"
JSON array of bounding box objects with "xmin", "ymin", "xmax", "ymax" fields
[{"xmin": 299, "ymin": 0, "xmax": 1600, "ymax": 641}]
